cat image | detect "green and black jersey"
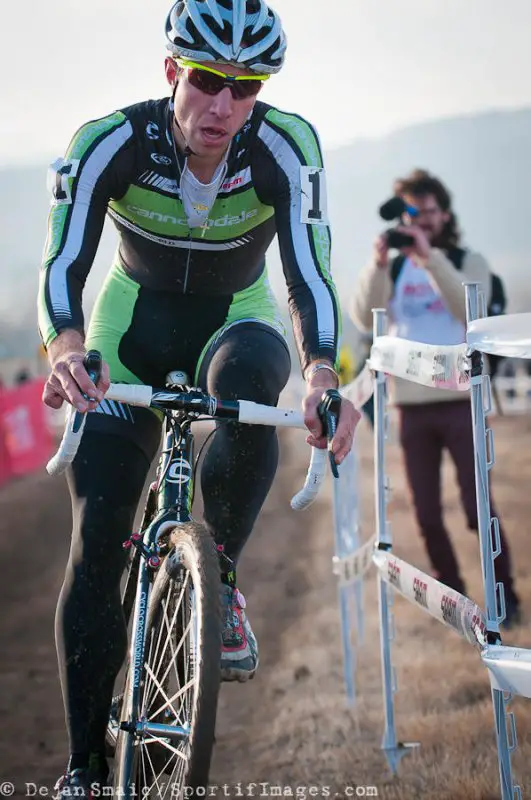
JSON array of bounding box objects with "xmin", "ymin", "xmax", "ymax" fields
[{"xmin": 38, "ymin": 97, "xmax": 340, "ymax": 372}]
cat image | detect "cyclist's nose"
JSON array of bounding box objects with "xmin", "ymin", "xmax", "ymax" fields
[{"xmin": 209, "ymin": 87, "xmax": 233, "ymax": 118}]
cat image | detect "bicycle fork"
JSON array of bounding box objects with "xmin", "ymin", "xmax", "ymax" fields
[{"xmin": 120, "ymin": 523, "xmax": 190, "ymax": 744}]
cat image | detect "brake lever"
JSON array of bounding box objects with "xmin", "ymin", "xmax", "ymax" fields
[
  {"xmin": 317, "ymin": 388, "xmax": 342, "ymax": 479},
  {"xmin": 82, "ymin": 349, "xmax": 103, "ymax": 402}
]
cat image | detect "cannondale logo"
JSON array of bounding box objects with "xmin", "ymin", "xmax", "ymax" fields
[
  {"xmin": 151, "ymin": 153, "xmax": 172, "ymax": 166},
  {"xmin": 146, "ymin": 121, "xmax": 160, "ymax": 140},
  {"xmin": 167, "ymin": 458, "xmax": 192, "ymax": 485}
]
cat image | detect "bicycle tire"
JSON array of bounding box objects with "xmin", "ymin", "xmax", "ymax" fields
[{"xmin": 112, "ymin": 521, "xmax": 221, "ymax": 797}]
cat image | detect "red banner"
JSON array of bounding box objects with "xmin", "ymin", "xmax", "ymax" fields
[
  {"xmin": 0, "ymin": 390, "xmax": 12, "ymax": 487},
  {"xmin": 0, "ymin": 378, "xmax": 54, "ymax": 480}
]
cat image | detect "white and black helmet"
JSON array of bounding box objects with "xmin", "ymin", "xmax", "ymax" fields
[{"xmin": 165, "ymin": 0, "xmax": 287, "ymax": 74}]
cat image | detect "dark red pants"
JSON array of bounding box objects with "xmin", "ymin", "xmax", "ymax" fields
[{"xmin": 398, "ymin": 400, "xmax": 516, "ymax": 601}]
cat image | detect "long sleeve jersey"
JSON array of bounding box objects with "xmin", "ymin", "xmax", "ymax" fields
[{"xmin": 38, "ymin": 97, "xmax": 341, "ymax": 374}]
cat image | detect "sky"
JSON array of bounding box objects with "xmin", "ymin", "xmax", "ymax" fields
[{"xmin": 3, "ymin": 0, "xmax": 531, "ymax": 168}]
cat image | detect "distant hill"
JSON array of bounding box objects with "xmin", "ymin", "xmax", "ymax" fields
[{"xmin": 2, "ymin": 106, "xmax": 531, "ymax": 357}]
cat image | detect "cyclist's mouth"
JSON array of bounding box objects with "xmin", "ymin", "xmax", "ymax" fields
[{"xmin": 200, "ymin": 127, "xmax": 228, "ymax": 145}]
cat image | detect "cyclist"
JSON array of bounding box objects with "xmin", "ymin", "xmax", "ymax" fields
[{"xmin": 38, "ymin": 0, "xmax": 359, "ymax": 793}]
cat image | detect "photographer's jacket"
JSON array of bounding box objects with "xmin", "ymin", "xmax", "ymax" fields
[{"xmin": 349, "ymin": 248, "xmax": 491, "ymax": 405}]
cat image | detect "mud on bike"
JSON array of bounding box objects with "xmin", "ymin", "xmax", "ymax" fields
[{"xmin": 47, "ymin": 350, "xmax": 341, "ymax": 798}]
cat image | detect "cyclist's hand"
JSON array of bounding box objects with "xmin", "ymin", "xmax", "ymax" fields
[
  {"xmin": 43, "ymin": 331, "xmax": 110, "ymax": 413},
  {"xmin": 303, "ymin": 367, "xmax": 361, "ymax": 465}
]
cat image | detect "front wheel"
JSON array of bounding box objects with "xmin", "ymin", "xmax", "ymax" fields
[{"xmin": 112, "ymin": 522, "xmax": 221, "ymax": 798}]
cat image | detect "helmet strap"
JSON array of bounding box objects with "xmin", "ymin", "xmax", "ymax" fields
[
  {"xmin": 170, "ymin": 91, "xmax": 197, "ymax": 157},
  {"xmin": 175, "ymin": 120, "xmax": 195, "ymax": 157}
]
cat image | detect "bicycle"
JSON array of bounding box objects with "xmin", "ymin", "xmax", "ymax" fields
[{"xmin": 47, "ymin": 350, "xmax": 341, "ymax": 799}]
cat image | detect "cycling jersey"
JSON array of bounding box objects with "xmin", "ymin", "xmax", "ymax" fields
[{"xmin": 38, "ymin": 96, "xmax": 340, "ymax": 372}]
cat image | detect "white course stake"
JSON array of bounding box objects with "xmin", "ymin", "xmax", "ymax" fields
[
  {"xmin": 331, "ymin": 365, "xmax": 377, "ymax": 706},
  {"xmin": 332, "ymin": 444, "xmax": 363, "ymax": 706},
  {"xmin": 465, "ymin": 282, "xmax": 521, "ymax": 800},
  {"xmin": 372, "ymin": 308, "xmax": 419, "ymax": 774}
]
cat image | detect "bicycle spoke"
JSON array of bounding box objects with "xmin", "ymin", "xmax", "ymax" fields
[
  {"xmin": 144, "ymin": 612, "xmax": 192, "ymax": 724},
  {"xmin": 145, "ymin": 570, "xmax": 186, "ymax": 704},
  {"xmin": 143, "ymin": 600, "xmax": 167, "ymax": 707},
  {"xmin": 143, "ymin": 623, "xmax": 159, "ymax": 714},
  {"xmin": 149, "ymin": 677, "xmax": 195, "ymax": 721},
  {"xmin": 144, "ymin": 663, "xmax": 181, "ymax": 723},
  {"xmin": 170, "ymin": 613, "xmax": 192, "ymax": 692},
  {"xmin": 140, "ymin": 745, "xmax": 149, "ymax": 795},
  {"xmin": 155, "ymin": 612, "xmax": 192, "ymax": 698},
  {"xmin": 144, "ymin": 571, "xmax": 189, "ymax": 705},
  {"xmin": 142, "ymin": 733, "xmax": 188, "ymax": 761},
  {"xmin": 162, "ymin": 745, "xmax": 187, "ymax": 794},
  {"xmin": 185, "ymin": 586, "xmax": 200, "ymax": 721},
  {"xmin": 182, "ymin": 593, "xmax": 191, "ymax": 698},
  {"xmin": 155, "ymin": 571, "xmax": 189, "ymax": 675},
  {"xmin": 155, "ymin": 738, "xmax": 187, "ymax": 789},
  {"xmin": 139, "ymin": 738, "xmax": 172, "ymax": 796},
  {"xmin": 138, "ymin": 732, "xmax": 188, "ymax": 798}
]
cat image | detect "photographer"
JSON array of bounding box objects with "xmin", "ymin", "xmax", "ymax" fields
[{"xmin": 349, "ymin": 169, "xmax": 521, "ymax": 626}]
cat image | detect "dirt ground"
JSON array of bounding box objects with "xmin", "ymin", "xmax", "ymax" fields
[{"xmin": 1, "ymin": 413, "xmax": 531, "ymax": 799}]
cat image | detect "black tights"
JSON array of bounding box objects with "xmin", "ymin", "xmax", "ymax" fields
[{"xmin": 56, "ymin": 326, "xmax": 291, "ymax": 760}]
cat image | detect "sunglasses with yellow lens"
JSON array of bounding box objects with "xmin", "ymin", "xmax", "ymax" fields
[{"xmin": 176, "ymin": 58, "xmax": 270, "ymax": 100}]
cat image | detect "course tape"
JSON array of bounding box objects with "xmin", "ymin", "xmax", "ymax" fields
[
  {"xmin": 369, "ymin": 336, "xmax": 470, "ymax": 392},
  {"xmin": 340, "ymin": 363, "xmax": 375, "ymax": 408},
  {"xmin": 373, "ymin": 550, "xmax": 488, "ymax": 649},
  {"xmin": 332, "ymin": 533, "xmax": 377, "ymax": 586}
]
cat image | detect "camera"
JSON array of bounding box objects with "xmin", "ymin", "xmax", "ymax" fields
[{"xmin": 378, "ymin": 196, "xmax": 418, "ymax": 248}]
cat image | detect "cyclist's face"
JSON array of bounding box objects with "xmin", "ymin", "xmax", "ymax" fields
[{"xmin": 166, "ymin": 58, "xmax": 258, "ymax": 158}]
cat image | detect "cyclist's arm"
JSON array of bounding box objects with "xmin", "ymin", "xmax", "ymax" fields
[
  {"xmin": 38, "ymin": 110, "xmax": 134, "ymax": 351},
  {"xmin": 255, "ymin": 109, "xmax": 340, "ymax": 377}
]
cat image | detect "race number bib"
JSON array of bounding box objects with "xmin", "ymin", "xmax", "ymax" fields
[
  {"xmin": 300, "ymin": 166, "xmax": 329, "ymax": 225},
  {"xmin": 47, "ymin": 158, "xmax": 80, "ymax": 206}
]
